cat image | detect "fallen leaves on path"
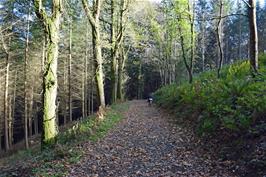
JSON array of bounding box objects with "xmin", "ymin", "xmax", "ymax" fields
[{"xmin": 67, "ymin": 100, "xmax": 234, "ymax": 177}]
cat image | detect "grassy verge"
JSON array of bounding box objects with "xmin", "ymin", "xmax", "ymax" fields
[{"xmin": 0, "ymin": 102, "xmax": 129, "ymax": 177}]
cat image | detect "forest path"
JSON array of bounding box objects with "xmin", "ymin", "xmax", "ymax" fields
[{"xmin": 68, "ymin": 100, "xmax": 233, "ymax": 177}]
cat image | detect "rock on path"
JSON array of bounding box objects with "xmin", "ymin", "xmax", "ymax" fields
[{"xmin": 68, "ymin": 100, "xmax": 234, "ymax": 177}]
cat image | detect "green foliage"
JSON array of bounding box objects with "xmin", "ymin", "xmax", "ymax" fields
[{"xmin": 154, "ymin": 57, "xmax": 266, "ymax": 135}]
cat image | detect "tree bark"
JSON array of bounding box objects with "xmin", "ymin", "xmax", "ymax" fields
[
  {"xmin": 11, "ymin": 70, "xmax": 17, "ymax": 147},
  {"xmin": 82, "ymin": 0, "xmax": 105, "ymax": 108},
  {"xmin": 177, "ymin": 23, "xmax": 193, "ymax": 83},
  {"xmin": 188, "ymin": 0, "xmax": 195, "ymax": 82},
  {"xmin": 201, "ymin": 13, "xmax": 206, "ymax": 71},
  {"xmin": 84, "ymin": 31, "xmax": 88, "ymax": 118},
  {"xmin": 117, "ymin": 0, "xmax": 128, "ymax": 100},
  {"xmin": 1, "ymin": 33, "xmax": 10, "ymax": 150},
  {"xmin": 34, "ymin": 0, "xmax": 62, "ymax": 145},
  {"xmin": 4, "ymin": 47, "xmax": 10, "ymax": 150},
  {"xmin": 248, "ymin": 0, "xmax": 258, "ymax": 72},
  {"xmin": 117, "ymin": 47, "xmax": 127, "ymax": 100},
  {"xmin": 68, "ymin": 18, "xmax": 73, "ymax": 122},
  {"xmin": 110, "ymin": 0, "xmax": 118, "ymax": 103},
  {"xmin": 216, "ymin": 0, "xmax": 224, "ymax": 78},
  {"xmin": 63, "ymin": 53, "xmax": 67, "ymax": 125},
  {"xmin": 24, "ymin": 8, "xmax": 30, "ymax": 149}
]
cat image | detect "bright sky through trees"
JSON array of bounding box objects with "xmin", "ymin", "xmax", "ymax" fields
[{"xmin": 259, "ymin": 0, "xmax": 265, "ymax": 8}]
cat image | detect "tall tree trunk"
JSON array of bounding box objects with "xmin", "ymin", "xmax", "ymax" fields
[
  {"xmin": 248, "ymin": 0, "xmax": 258, "ymax": 72},
  {"xmin": 82, "ymin": 65, "xmax": 85, "ymax": 119},
  {"xmin": 110, "ymin": 0, "xmax": 118, "ymax": 103},
  {"xmin": 117, "ymin": 0, "xmax": 128, "ymax": 100},
  {"xmin": 63, "ymin": 54, "xmax": 67, "ymax": 124},
  {"xmin": 11, "ymin": 70, "xmax": 17, "ymax": 147},
  {"xmin": 188, "ymin": 0, "xmax": 195, "ymax": 83},
  {"xmin": 201, "ymin": 13, "xmax": 206, "ymax": 71},
  {"xmin": 91, "ymin": 63, "xmax": 94, "ymax": 114},
  {"xmin": 117, "ymin": 47, "xmax": 127, "ymax": 100},
  {"xmin": 82, "ymin": 0, "xmax": 105, "ymax": 109},
  {"xmin": 84, "ymin": 21, "xmax": 89, "ymax": 118},
  {"xmin": 68, "ymin": 18, "xmax": 73, "ymax": 122},
  {"xmin": 238, "ymin": 0, "xmax": 242, "ymax": 59},
  {"xmin": 4, "ymin": 48, "xmax": 10, "ymax": 151},
  {"xmin": 28, "ymin": 86, "xmax": 34, "ymax": 137},
  {"xmin": 216, "ymin": 0, "xmax": 224, "ymax": 78},
  {"xmin": 137, "ymin": 62, "xmax": 142, "ymax": 99},
  {"xmin": 177, "ymin": 1, "xmax": 194, "ymax": 84},
  {"xmin": 1, "ymin": 34, "xmax": 11, "ymax": 151},
  {"xmin": 177, "ymin": 23, "xmax": 193, "ymax": 83},
  {"xmin": 84, "ymin": 48, "xmax": 88, "ymax": 118},
  {"xmin": 8, "ymin": 97, "xmax": 12, "ymax": 148},
  {"xmin": 24, "ymin": 8, "xmax": 30, "ymax": 149},
  {"xmin": 34, "ymin": 0, "xmax": 62, "ymax": 145}
]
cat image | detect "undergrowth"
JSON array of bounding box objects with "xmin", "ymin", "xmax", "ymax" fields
[{"xmin": 154, "ymin": 54, "xmax": 266, "ymax": 136}]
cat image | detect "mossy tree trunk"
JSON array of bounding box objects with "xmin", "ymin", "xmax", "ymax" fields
[
  {"xmin": 117, "ymin": 46, "xmax": 127, "ymax": 101},
  {"xmin": 116, "ymin": 0, "xmax": 129, "ymax": 101},
  {"xmin": 34, "ymin": 0, "xmax": 62, "ymax": 145},
  {"xmin": 82, "ymin": 0, "xmax": 105, "ymax": 108}
]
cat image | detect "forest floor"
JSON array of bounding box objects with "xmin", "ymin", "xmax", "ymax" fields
[
  {"xmin": 67, "ymin": 100, "xmax": 234, "ymax": 177},
  {"xmin": 1, "ymin": 100, "xmax": 239, "ymax": 176}
]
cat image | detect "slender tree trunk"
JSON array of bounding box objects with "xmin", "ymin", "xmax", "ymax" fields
[
  {"xmin": 4, "ymin": 52, "xmax": 9, "ymax": 150},
  {"xmin": 11, "ymin": 70, "xmax": 17, "ymax": 146},
  {"xmin": 110, "ymin": 0, "xmax": 118, "ymax": 103},
  {"xmin": 117, "ymin": 0, "xmax": 128, "ymax": 101},
  {"xmin": 84, "ymin": 21, "xmax": 89, "ymax": 117},
  {"xmin": 24, "ymin": 9, "xmax": 30, "ymax": 148},
  {"xmin": 189, "ymin": 0, "xmax": 195, "ymax": 83},
  {"xmin": 137, "ymin": 62, "xmax": 142, "ymax": 99},
  {"xmin": 82, "ymin": 66, "xmax": 85, "ymax": 119},
  {"xmin": 201, "ymin": 13, "xmax": 206, "ymax": 71},
  {"xmin": 28, "ymin": 86, "xmax": 34, "ymax": 136},
  {"xmin": 68, "ymin": 19, "xmax": 73, "ymax": 122},
  {"xmin": 177, "ymin": 1, "xmax": 194, "ymax": 84},
  {"xmin": 84, "ymin": 53, "xmax": 88, "ymax": 118},
  {"xmin": 91, "ymin": 63, "xmax": 94, "ymax": 114},
  {"xmin": 82, "ymin": 0, "xmax": 105, "ymax": 109},
  {"xmin": 238, "ymin": 0, "xmax": 242, "ymax": 59},
  {"xmin": 34, "ymin": 113, "xmax": 39, "ymax": 135},
  {"xmin": 216, "ymin": 0, "xmax": 224, "ymax": 78},
  {"xmin": 248, "ymin": 0, "xmax": 258, "ymax": 72},
  {"xmin": 117, "ymin": 47, "xmax": 127, "ymax": 100},
  {"xmin": 63, "ymin": 55, "xmax": 67, "ymax": 125},
  {"xmin": 8, "ymin": 97, "xmax": 12, "ymax": 148},
  {"xmin": 177, "ymin": 23, "xmax": 193, "ymax": 83},
  {"xmin": 34, "ymin": 0, "xmax": 62, "ymax": 145}
]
